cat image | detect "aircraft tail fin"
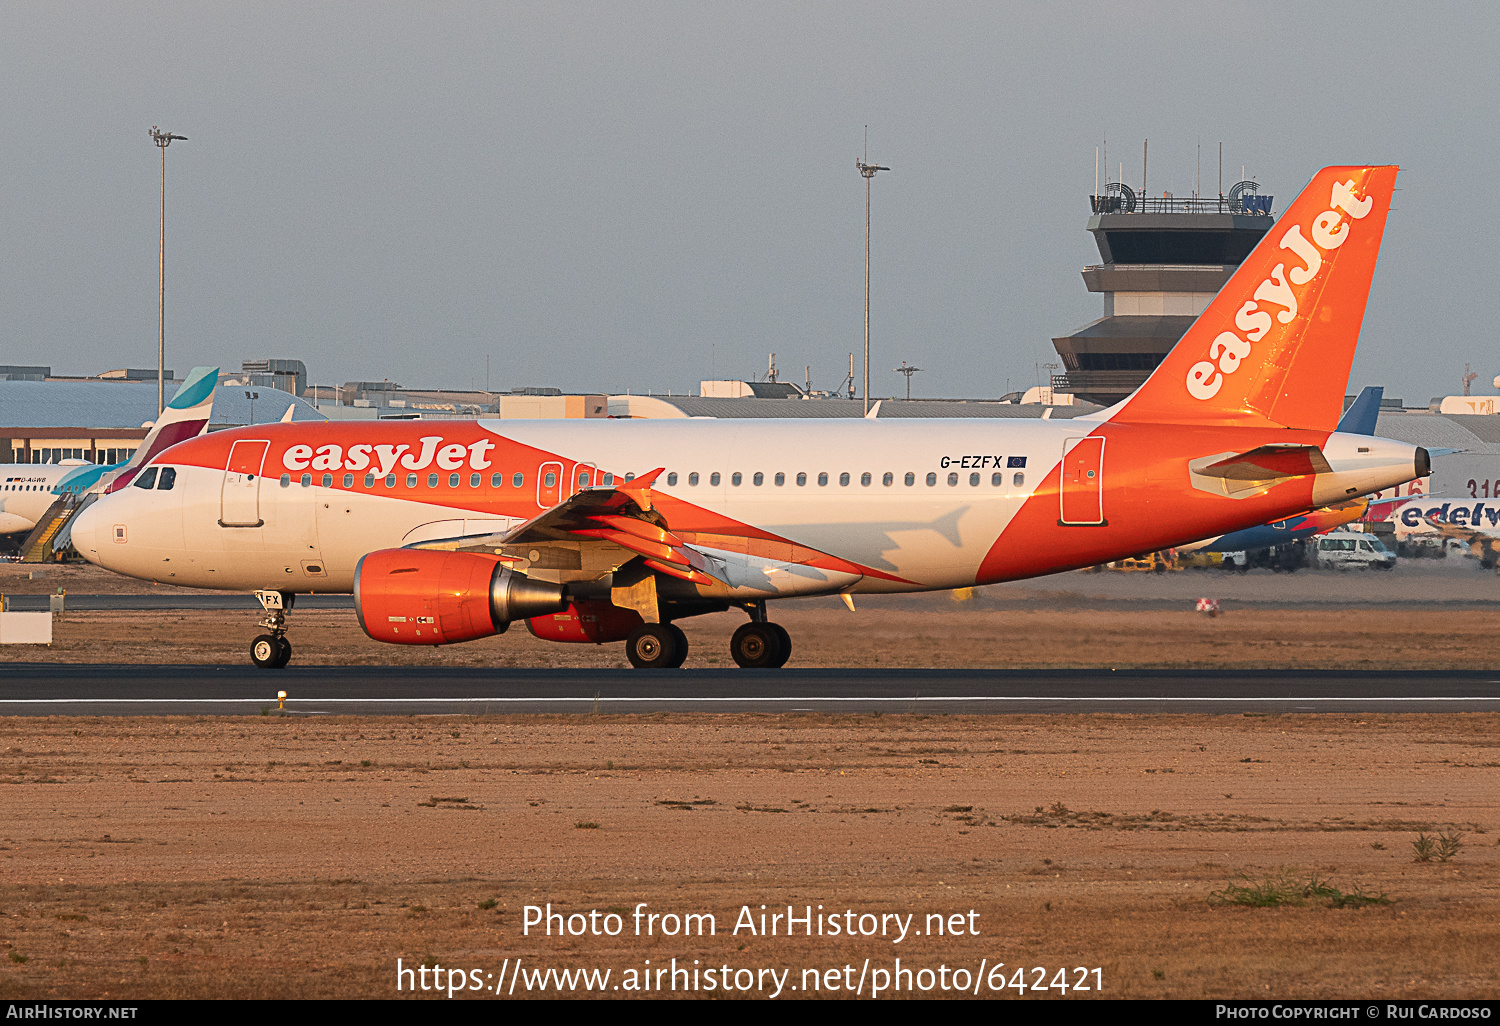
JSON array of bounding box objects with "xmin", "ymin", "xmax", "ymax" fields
[
  {"xmin": 1337, "ymin": 386, "xmax": 1385, "ymax": 435},
  {"xmin": 104, "ymin": 366, "xmax": 218, "ymax": 493},
  {"xmin": 1112, "ymin": 165, "xmax": 1399, "ymax": 430}
]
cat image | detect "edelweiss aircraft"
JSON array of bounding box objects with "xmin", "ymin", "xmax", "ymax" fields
[
  {"xmin": 0, "ymin": 367, "xmax": 218, "ymax": 538},
  {"xmin": 72, "ymin": 166, "xmax": 1425, "ymax": 669}
]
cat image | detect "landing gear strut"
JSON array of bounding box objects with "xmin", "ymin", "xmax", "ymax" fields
[{"xmin": 251, "ymin": 590, "xmax": 294, "ymax": 669}]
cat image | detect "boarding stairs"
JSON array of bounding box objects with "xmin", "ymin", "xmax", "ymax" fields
[{"xmin": 18, "ymin": 493, "xmax": 83, "ymax": 563}]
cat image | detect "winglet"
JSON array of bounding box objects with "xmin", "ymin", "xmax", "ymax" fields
[{"xmin": 618, "ymin": 467, "xmax": 665, "ymax": 512}]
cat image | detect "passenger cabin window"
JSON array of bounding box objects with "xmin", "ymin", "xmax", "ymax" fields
[
  {"xmin": 688, "ymin": 472, "xmax": 699, "ymax": 486},
  {"xmin": 157, "ymin": 467, "xmax": 176, "ymax": 490},
  {"xmin": 322, "ymin": 473, "xmax": 333, "ymax": 488},
  {"xmin": 992, "ymin": 472, "xmax": 1002, "ymax": 486},
  {"xmin": 926, "ymin": 472, "xmax": 937, "ymax": 486},
  {"xmin": 577, "ymin": 470, "xmax": 590, "ymax": 487},
  {"xmin": 947, "ymin": 473, "xmax": 958, "ymax": 486},
  {"xmin": 796, "ymin": 472, "xmax": 806, "ymax": 486},
  {"xmin": 364, "ymin": 473, "xmax": 375, "ymax": 487},
  {"xmin": 428, "ymin": 474, "xmax": 439, "ymax": 488},
  {"xmin": 406, "ymin": 474, "xmax": 417, "ymax": 488},
  {"xmin": 905, "ymin": 472, "xmax": 915, "ymax": 486},
  {"xmin": 544, "ymin": 471, "xmax": 557, "ymax": 488},
  {"xmin": 731, "ymin": 472, "xmax": 742, "ymax": 486},
  {"xmin": 882, "ymin": 472, "xmax": 893, "ymax": 486},
  {"xmin": 710, "ymin": 472, "xmax": 721, "ymax": 486},
  {"xmin": 385, "ymin": 475, "xmax": 397, "ymax": 487},
  {"xmin": 449, "ymin": 474, "xmax": 460, "ymax": 487},
  {"xmin": 667, "ymin": 472, "xmax": 678, "ymax": 486},
  {"xmin": 280, "ymin": 474, "xmax": 291, "ymax": 487},
  {"xmin": 1013, "ymin": 472, "xmax": 1025, "ymax": 487},
  {"xmin": 344, "ymin": 474, "xmax": 354, "ymax": 487},
  {"xmin": 470, "ymin": 474, "xmax": 480, "ymax": 487},
  {"xmin": 513, "ymin": 473, "xmax": 524, "ymax": 487},
  {"xmin": 492, "ymin": 473, "xmax": 503, "ymax": 487},
  {"xmin": 775, "ymin": 472, "xmax": 785, "ymax": 486},
  {"xmin": 300, "ymin": 473, "xmax": 312, "ymax": 487},
  {"xmin": 861, "ymin": 472, "xmax": 872, "ymax": 486},
  {"xmin": 839, "ymin": 472, "xmax": 850, "ymax": 486},
  {"xmin": 818, "ymin": 472, "xmax": 828, "ymax": 486},
  {"xmin": 753, "ymin": 472, "xmax": 763, "ymax": 486},
  {"xmin": 969, "ymin": 472, "xmax": 980, "ymax": 486}
]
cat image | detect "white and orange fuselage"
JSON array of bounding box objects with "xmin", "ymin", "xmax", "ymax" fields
[
  {"xmin": 70, "ymin": 165, "xmax": 1423, "ymax": 659},
  {"xmin": 71, "ymin": 416, "xmax": 1422, "ymax": 596}
]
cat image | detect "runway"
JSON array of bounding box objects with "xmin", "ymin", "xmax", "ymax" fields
[{"xmin": 1, "ymin": 665, "xmax": 1498, "ymax": 715}]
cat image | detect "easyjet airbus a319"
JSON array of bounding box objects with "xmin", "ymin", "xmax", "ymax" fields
[{"xmin": 71, "ymin": 165, "xmax": 1426, "ymax": 669}]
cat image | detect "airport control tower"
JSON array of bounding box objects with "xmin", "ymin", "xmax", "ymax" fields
[{"xmin": 1050, "ymin": 180, "xmax": 1275, "ymax": 407}]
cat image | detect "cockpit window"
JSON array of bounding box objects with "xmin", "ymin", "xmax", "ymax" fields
[
  {"xmin": 133, "ymin": 467, "xmax": 159, "ymax": 490},
  {"xmin": 157, "ymin": 467, "xmax": 177, "ymax": 490}
]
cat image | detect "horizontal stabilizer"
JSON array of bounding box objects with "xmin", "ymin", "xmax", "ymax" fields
[{"xmin": 1196, "ymin": 444, "xmax": 1333, "ymax": 481}]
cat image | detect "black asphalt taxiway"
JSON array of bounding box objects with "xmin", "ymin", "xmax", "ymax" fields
[{"xmin": 0, "ymin": 665, "xmax": 1497, "ymax": 715}]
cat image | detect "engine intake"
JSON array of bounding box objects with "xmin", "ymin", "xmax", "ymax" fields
[{"xmin": 354, "ymin": 549, "xmax": 568, "ymax": 645}]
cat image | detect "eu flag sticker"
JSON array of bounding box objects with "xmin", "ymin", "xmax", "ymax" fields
[{"xmin": 1007, "ymin": 456, "xmax": 1027, "ymax": 468}]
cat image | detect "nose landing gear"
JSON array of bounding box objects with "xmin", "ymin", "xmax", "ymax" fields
[{"xmin": 251, "ymin": 590, "xmax": 294, "ymax": 669}]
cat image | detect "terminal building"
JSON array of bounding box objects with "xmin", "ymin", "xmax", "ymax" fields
[{"xmin": 1050, "ymin": 181, "xmax": 1275, "ymax": 407}]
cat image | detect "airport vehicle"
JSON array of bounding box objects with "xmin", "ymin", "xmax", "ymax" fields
[
  {"xmin": 1313, "ymin": 529, "xmax": 1396, "ymax": 570},
  {"xmin": 70, "ymin": 166, "xmax": 1427, "ymax": 669},
  {"xmin": 0, "ymin": 367, "xmax": 218, "ymax": 545}
]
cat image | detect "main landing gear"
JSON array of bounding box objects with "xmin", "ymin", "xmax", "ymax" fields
[
  {"xmin": 622, "ymin": 603, "xmax": 792, "ymax": 670},
  {"xmin": 624, "ymin": 622, "xmax": 690, "ymax": 670},
  {"xmin": 251, "ymin": 590, "xmax": 294, "ymax": 669},
  {"xmin": 730, "ymin": 621, "xmax": 791, "ymax": 669}
]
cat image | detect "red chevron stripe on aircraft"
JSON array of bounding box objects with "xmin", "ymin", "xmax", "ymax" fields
[{"xmin": 71, "ymin": 165, "xmax": 1427, "ymax": 669}]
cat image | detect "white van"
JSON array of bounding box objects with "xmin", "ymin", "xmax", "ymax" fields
[{"xmin": 1315, "ymin": 530, "xmax": 1396, "ymax": 570}]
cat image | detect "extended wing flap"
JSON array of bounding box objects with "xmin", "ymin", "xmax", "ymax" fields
[{"xmin": 408, "ymin": 466, "xmax": 729, "ymax": 587}]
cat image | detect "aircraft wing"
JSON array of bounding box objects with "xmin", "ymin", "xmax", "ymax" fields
[{"xmin": 409, "ymin": 468, "xmax": 727, "ymax": 586}]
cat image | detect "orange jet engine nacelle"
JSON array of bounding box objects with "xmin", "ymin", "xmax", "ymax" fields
[
  {"xmin": 526, "ymin": 602, "xmax": 646, "ymax": 644},
  {"xmin": 354, "ymin": 549, "xmax": 569, "ymax": 645}
]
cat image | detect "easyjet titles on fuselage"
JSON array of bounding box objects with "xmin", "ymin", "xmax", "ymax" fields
[{"xmin": 280, "ymin": 436, "xmax": 498, "ymax": 477}]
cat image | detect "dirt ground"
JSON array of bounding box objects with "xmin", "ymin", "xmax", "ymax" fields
[
  {"xmin": 0, "ymin": 713, "xmax": 1497, "ymax": 1000},
  {"xmin": 2, "ymin": 562, "xmax": 1498, "ymax": 1000},
  {"xmin": 5, "ymin": 604, "xmax": 1499, "ymax": 670}
]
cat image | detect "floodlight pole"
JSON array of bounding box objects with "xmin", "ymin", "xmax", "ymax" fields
[
  {"xmin": 857, "ymin": 135, "xmax": 890, "ymax": 416},
  {"xmin": 895, "ymin": 361, "xmax": 922, "ymax": 400},
  {"xmin": 150, "ymin": 126, "xmax": 187, "ymax": 416}
]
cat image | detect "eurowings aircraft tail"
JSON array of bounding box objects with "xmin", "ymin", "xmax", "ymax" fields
[
  {"xmin": 104, "ymin": 366, "xmax": 219, "ymax": 493},
  {"xmin": 1113, "ymin": 165, "xmax": 1399, "ymax": 431},
  {"xmin": 1337, "ymin": 386, "xmax": 1385, "ymax": 436}
]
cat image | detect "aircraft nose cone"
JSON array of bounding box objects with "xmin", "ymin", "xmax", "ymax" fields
[{"xmin": 69, "ymin": 500, "xmax": 103, "ymax": 564}]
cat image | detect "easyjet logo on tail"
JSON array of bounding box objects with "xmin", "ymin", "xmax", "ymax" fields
[{"xmin": 1185, "ymin": 180, "xmax": 1376, "ymax": 401}]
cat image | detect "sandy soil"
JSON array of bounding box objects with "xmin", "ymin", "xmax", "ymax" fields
[
  {"xmin": 0, "ymin": 713, "xmax": 1497, "ymax": 1000},
  {"xmin": 4, "ymin": 604, "xmax": 1499, "ymax": 670}
]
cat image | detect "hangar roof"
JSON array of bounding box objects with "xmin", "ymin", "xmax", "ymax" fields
[{"xmin": 0, "ymin": 381, "xmax": 324, "ymax": 430}]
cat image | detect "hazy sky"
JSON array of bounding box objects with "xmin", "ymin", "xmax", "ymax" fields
[{"xmin": 3, "ymin": 2, "xmax": 1495, "ymax": 402}]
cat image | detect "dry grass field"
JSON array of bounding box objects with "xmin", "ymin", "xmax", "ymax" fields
[
  {"xmin": 0, "ymin": 712, "xmax": 1496, "ymax": 999},
  {"xmin": 7, "ymin": 603, "xmax": 1498, "ymax": 670},
  {"xmin": 2, "ymin": 562, "xmax": 1498, "ymax": 999}
]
